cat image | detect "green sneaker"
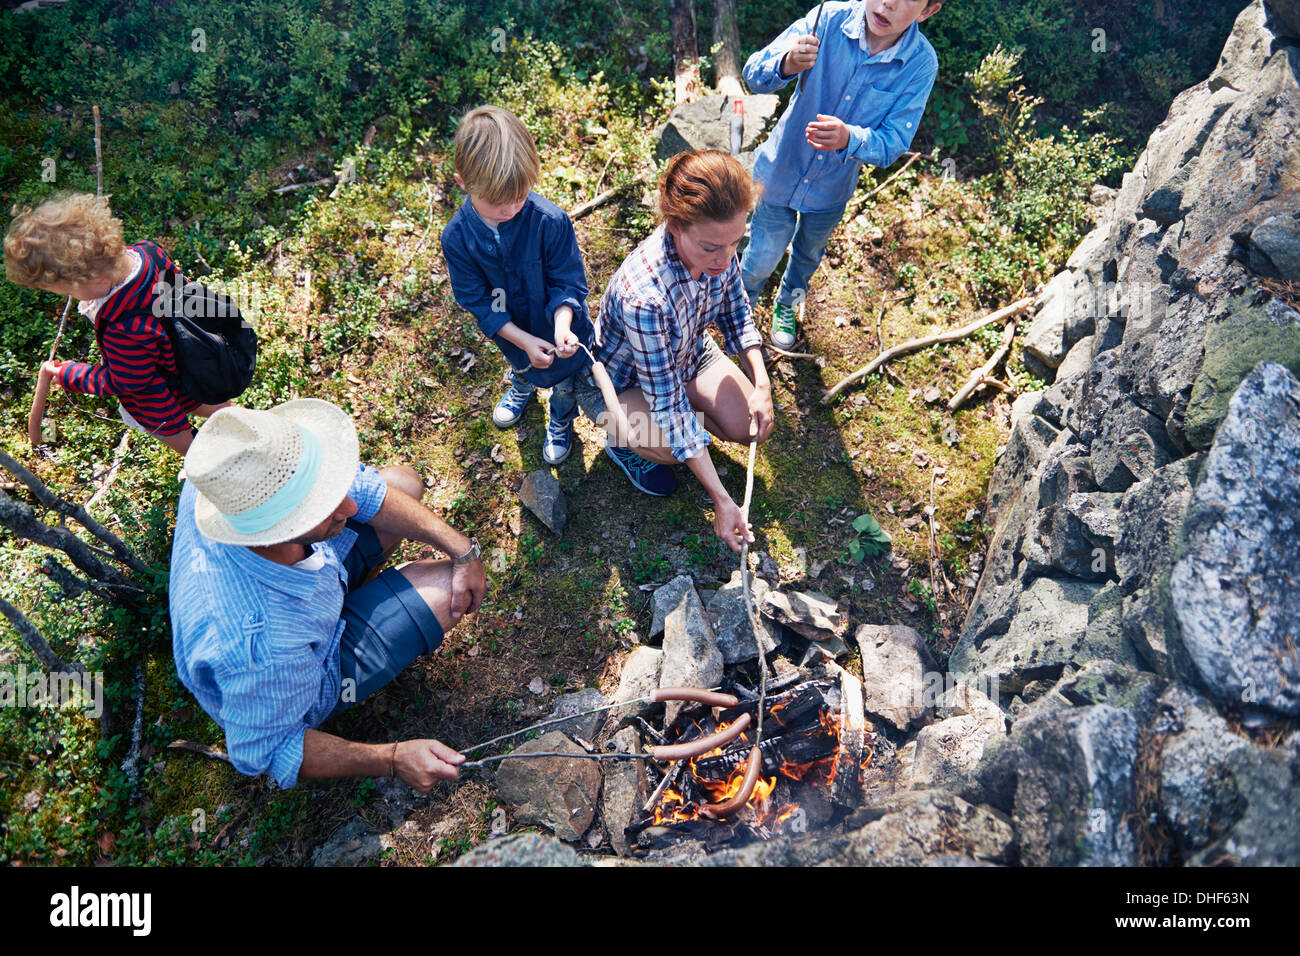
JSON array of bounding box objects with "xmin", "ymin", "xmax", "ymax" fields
[{"xmin": 771, "ymin": 301, "xmax": 798, "ymax": 350}]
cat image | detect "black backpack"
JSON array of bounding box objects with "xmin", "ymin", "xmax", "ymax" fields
[{"xmin": 142, "ymin": 268, "xmax": 258, "ymax": 405}]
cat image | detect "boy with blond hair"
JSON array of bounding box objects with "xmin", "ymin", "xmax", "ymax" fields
[
  {"xmin": 740, "ymin": 0, "xmax": 942, "ymax": 350},
  {"xmin": 5, "ymin": 192, "xmax": 230, "ymax": 453},
  {"xmin": 439, "ymin": 106, "xmax": 594, "ymax": 465}
]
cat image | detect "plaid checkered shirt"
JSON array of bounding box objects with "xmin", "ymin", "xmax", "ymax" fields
[{"xmin": 596, "ymin": 225, "xmax": 762, "ymax": 462}]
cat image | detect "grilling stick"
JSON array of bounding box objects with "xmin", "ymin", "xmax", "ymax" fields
[
  {"xmin": 796, "ymin": 1, "xmax": 827, "ymax": 95},
  {"xmin": 28, "ymin": 105, "xmax": 103, "ymax": 448}
]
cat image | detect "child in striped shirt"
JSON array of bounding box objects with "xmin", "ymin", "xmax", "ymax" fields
[{"xmin": 5, "ymin": 193, "xmax": 228, "ymax": 454}]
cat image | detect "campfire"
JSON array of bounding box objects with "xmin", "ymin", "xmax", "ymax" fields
[{"xmin": 627, "ymin": 670, "xmax": 874, "ymax": 852}]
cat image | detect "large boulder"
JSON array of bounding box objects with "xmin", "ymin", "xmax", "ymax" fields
[
  {"xmin": 494, "ymin": 732, "xmax": 603, "ymax": 843},
  {"xmin": 854, "ymin": 624, "xmax": 934, "ymax": 730},
  {"xmin": 654, "ymin": 93, "xmax": 781, "ymax": 167},
  {"xmin": 838, "ymin": 791, "xmax": 1015, "ymax": 866},
  {"xmin": 1184, "ymin": 293, "xmax": 1300, "ymax": 448},
  {"xmin": 452, "ymin": 831, "xmax": 582, "ymax": 867},
  {"xmin": 1013, "ymin": 705, "xmax": 1139, "ymax": 866},
  {"xmin": 1172, "ymin": 362, "xmax": 1300, "ymax": 714}
]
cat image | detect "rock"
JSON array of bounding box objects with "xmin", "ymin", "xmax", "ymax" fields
[
  {"xmin": 1024, "ymin": 270, "xmax": 1096, "ymax": 369},
  {"xmin": 518, "ymin": 469, "xmax": 567, "ymax": 534},
  {"xmin": 658, "ymin": 585, "xmax": 723, "ymax": 725},
  {"xmin": 1154, "ymin": 685, "xmax": 1300, "ymax": 864},
  {"xmin": 493, "ymin": 732, "xmax": 602, "ymax": 842},
  {"xmin": 705, "ymin": 569, "xmax": 780, "ymax": 664},
  {"xmin": 1079, "ymin": 581, "xmax": 1147, "ymax": 672},
  {"xmin": 760, "ymin": 588, "xmax": 844, "ymax": 641},
  {"xmin": 854, "ymin": 624, "xmax": 934, "ymax": 730},
  {"xmin": 1057, "ymin": 659, "xmax": 1162, "ymax": 726},
  {"xmin": 311, "ymin": 817, "xmax": 383, "ymax": 867},
  {"xmin": 601, "ymin": 728, "xmax": 647, "ymax": 857},
  {"xmin": 1020, "ymin": 444, "xmax": 1110, "ymax": 580},
  {"xmin": 1090, "ymin": 399, "xmax": 1179, "ymax": 492},
  {"xmin": 1248, "ymin": 212, "xmax": 1300, "ymax": 279},
  {"xmin": 653, "ymin": 92, "xmax": 780, "ymax": 165},
  {"xmin": 1172, "ymin": 362, "xmax": 1300, "ymax": 714},
  {"xmin": 839, "ymin": 791, "xmax": 1014, "ymax": 866},
  {"xmin": 952, "ymin": 576, "xmax": 1101, "ymax": 696},
  {"xmin": 1141, "ymin": 158, "xmax": 1195, "ymax": 226},
  {"xmin": 612, "ymin": 646, "xmax": 663, "ymax": 718},
  {"xmin": 451, "ymin": 831, "xmax": 582, "ymax": 867},
  {"xmin": 1055, "ymin": 334, "xmax": 1095, "ymax": 384},
  {"xmin": 548, "ymin": 688, "xmax": 609, "ymax": 742},
  {"xmin": 1114, "ymin": 456, "xmax": 1199, "ymax": 588},
  {"xmin": 1013, "ymin": 705, "xmax": 1139, "ymax": 866},
  {"xmin": 1184, "ymin": 294, "xmax": 1300, "ymax": 448},
  {"xmin": 648, "ymin": 574, "xmax": 695, "ymax": 640},
  {"xmin": 911, "ymin": 713, "xmax": 1005, "ymax": 789}
]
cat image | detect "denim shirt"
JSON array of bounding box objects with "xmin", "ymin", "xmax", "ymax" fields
[
  {"xmin": 744, "ymin": 1, "xmax": 938, "ymax": 212},
  {"xmin": 169, "ymin": 463, "xmax": 388, "ymax": 789},
  {"xmin": 440, "ymin": 191, "xmax": 594, "ymax": 388}
]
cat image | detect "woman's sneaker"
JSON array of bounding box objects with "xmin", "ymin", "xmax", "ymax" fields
[
  {"xmin": 603, "ymin": 445, "xmax": 677, "ymax": 496},
  {"xmin": 770, "ymin": 301, "xmax": 798, "ymax": 350},
  {"xmin": 542, "ymin": 417, "xmax": 573, "ymax": 465},
  {"xmin": 492, "ymin": 383, "xmax": 534, "ymax": 428}
]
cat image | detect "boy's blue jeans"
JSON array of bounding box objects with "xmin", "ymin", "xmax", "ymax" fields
[
  {"xmin": 509, "ymin": 369, "xmax": 579, "ymax": 425},
  {"xmin": 740, "ymin": 199, "xmax": 847, "ymax": 309}
]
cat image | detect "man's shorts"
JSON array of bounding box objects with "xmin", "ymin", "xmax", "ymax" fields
[
  {"xmin": 573, "ymin": 332, "xmax": 732, "ymax": 426},
  {"xmin": 328, "ymin": 521, "xmax": 444, "ymax": 719}
]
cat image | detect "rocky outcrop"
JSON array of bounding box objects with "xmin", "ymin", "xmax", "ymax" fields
[{"xmin": 956, "ymin": 0, "xmax": 1300, "ymax": 867}]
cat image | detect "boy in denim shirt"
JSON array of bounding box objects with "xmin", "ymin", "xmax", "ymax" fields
[
  {"xmin": 440, "ymin": 106, "xmax": 593, "ymax": 465},
  {"xmin": 740, "ymin": 0, "xmax": 942, "ymax": 349}
]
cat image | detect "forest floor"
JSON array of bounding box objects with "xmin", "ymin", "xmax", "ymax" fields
[{"xmin": 0, "ymin": 74, "xmax": 1073, "ymax": 865}]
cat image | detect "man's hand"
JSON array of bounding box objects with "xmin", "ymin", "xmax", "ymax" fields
[
  {"xmin": 394, "ymin": 738, "xmax": 465, "ymax": 793},
  {"xmin": 553, "ymin": 328, "xmax": 581, "ymax": 359},
  {"xmin": 713, "ymin": 496, "xmax": 754, "ymax": 553},
  {"xmin": 806, "ymin": 114, "xmax": 850, "ymax": 151},
  {"xmin": 782, "ymin": 35, "xmax": 820, "ymax": 76},
  {"xmin": 449, "ymin": 558, "xmax": 486, "ymax": 621},
  {"xmin": 748, "ymin": 383, "xmax": 775, "ymax": 443},
  {"xmin": 526, "ymin": 336, "xmax": 555, "ymax": 369}
]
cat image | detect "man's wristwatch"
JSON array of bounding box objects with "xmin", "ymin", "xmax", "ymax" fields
[{"xmin": 452, "ymin": 538, "xmax": 481, "ymax": 566}]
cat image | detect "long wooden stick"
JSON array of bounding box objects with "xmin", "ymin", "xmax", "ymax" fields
[
  {"xmin": 946, "ymin": 320, "xmax": 1017, "ymax": 412},
  {"xmin": 796, "ymin": 1, "xmax": 827, "ymax": 94},
  {"xmin": 820, "ymin": 295, "xmax": 1035, "ymax": 404},
  {"xmin": 568, "ymin": 174, "xmax": 646, "ymax": 222}
]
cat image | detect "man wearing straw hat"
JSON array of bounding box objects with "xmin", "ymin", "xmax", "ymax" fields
[{"xmin": 169, "ymin": 399, "xmax": 485, "ymax": 792}]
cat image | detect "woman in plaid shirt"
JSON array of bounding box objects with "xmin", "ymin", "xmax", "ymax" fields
[{"xmin": 588, "ymin": 150, "xmax": 775, "ymax": 552}]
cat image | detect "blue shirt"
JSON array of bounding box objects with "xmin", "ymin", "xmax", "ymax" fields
[
  {"xmin": 169, "ymin": 463, "xmax": 388, "ymax": 789},
  {"xmin": 744, "ymin": 1, "xmax": 938, "ymax": 212},
  {"xmin": 440, "ymin": 191, "xmax": 594, "ymax": 388}
]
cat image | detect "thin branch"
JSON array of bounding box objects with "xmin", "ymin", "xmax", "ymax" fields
[
  {"xmin": 821, "ymin": 295, "xmax": 1036, "ymax": 405},
  {"xmin": 846, "ymin": 152, "xmax": 922, "ymax": 220},
  {"xmin": 568, "ymin": 174, "xmax": 647, "ymax": 221},
  {"xmin": 0, "ymin": 488, "xmax": 140, "ymax": 590},
  {"xmin": 946, "ymin": 320, "xmax": 1017, "ymax": 412},
  {"xmin": 0, "ymin": 595, "xmax": 116, "ymax": 736},
  {"xmin": 0, "ymin": 448, "xmax": 151, "ymax": 576},
  {"xmin": 85, "ymin": 431, "xmax": 132, "ymax": 515},
  {"xmin": 167, "ymin": 740, "xmax": 232, "ymax": 765}
]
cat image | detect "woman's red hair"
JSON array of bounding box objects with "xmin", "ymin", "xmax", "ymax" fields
[{"xmin": 656, "ymin": 149, "xmax": 758, "ymax": 229}]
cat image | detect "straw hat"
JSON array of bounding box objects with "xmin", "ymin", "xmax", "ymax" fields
[{"xmin": 184, "ymin": 399, "xmax": 359, "ymax": 546}]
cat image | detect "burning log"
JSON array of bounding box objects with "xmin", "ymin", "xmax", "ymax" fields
[{"xmin": 627, "ymin": 679, "xmax": 875, "ymax": 850}]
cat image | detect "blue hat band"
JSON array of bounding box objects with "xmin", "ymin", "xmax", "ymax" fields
[{"xmin": 225, "ymin": 425, "xmax": 323, "ymax": 535}]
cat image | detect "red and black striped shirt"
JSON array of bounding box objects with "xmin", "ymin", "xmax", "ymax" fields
[{"xmin": 58, "ymin": 240, "xmax": 200, "ymax": 436}]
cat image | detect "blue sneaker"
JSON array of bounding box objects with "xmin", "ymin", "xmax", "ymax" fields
[
  {"xmin": 492, "ymin": 383, "xmax": 534, "ymax": 428},
  {"xmin": 542, "ymin": 417, "xmax": 573, "ymax": 466},
  {"xmin": 603, "ymin": 445, "xmax": 677, "ymax": 496}
]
